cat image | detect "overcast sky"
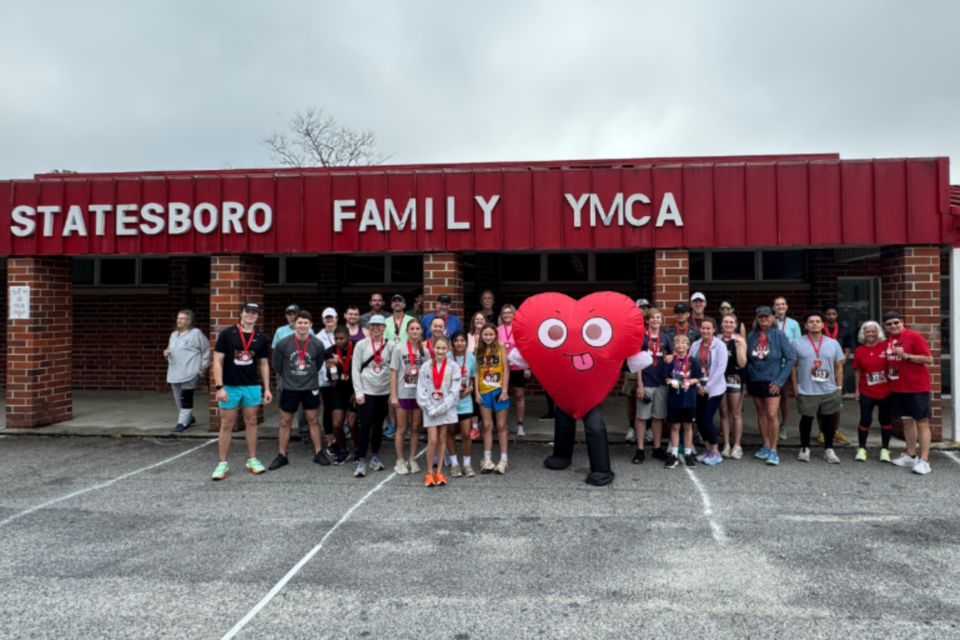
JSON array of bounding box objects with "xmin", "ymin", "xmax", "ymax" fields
[{"xmin": 1, "ymin": 1, "xmax": 958, "ymax": 181}]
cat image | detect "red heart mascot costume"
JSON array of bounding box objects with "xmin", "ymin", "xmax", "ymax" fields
[{"xmin": 514, "ymin": 292, "xmax": 646, "ymax": 486}]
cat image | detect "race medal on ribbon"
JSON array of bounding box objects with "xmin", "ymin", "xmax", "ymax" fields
[
  {"xmin": 431, "ymin": 357, "xmax": 448, "ymax": 402},
  {"xmin": 813, "ymin": 360, "xmax": 822, "ymax": 368},
  {"xmin": 373, "ymin": 364, "xmax": 382, "ymax": 374},
  {"xmin": 409, "ymin": 366, "xmax": 418, "ymax": 377},
  {"xmin": 238, "ymin": 352, "xmax": 252, "ymax": 362},
  {"xmin": 432, "ymin": 391, "xmax": 443, "ymax": 401},
  {"xmin": 297, "ymin": 360, "xmax": 307, "ymax": 371},
  {"xmin": 394, "ymin": 337, "xmax": 401, "ymax": 343}
]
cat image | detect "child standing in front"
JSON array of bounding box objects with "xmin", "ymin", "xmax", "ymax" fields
[
  {"xmin": 662, "ymin": 334, "xmax": 703, "ymax": 469},
  {"xmin": 418, "ymin": 335, "xmax": 462, "ymax": 486},
  {"xmin": 446, "ymin": 330, "xmax": 477, "ymax": 477}
]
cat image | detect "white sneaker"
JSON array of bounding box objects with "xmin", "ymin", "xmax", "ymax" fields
[
  {"xmin": 731, "ymin": 446, "xmax": 743, "ymax": 460},
  {"xmin": 494, "ymin": 460, "xmax": 508, "ymax": 474},
  {"xmin": 625, "ymin": 427, "xmax": 637, "ymax": 443},
  {"xmin": 517, "ymin": 425, "xmax": 526, "ymax": 437},
  {"xmin": 892, "ymin": 453, "xmax": 919, "ymax": 468},
  {"xmin": 408, "ymin": 459, "xmax": 421, "ymax": 474},
  {"xmin": 721, "ymin": 443, "xmax": 731, "ymax": 458},
  {"xmin": 644, "ymin": 428, "xmax": 654, "ymax": 443},
  {"xmin": 395, "ymin": 459, "xmax": 409, "ymax": 475},
  {"xmin": 824, "ymin": 448, "xmax": 841, "ymax": 464},
  {"xmin": 912, "ymin": 459, "xmax": 932, "ymax": 475},
  {"xmin": 798, "ymin": 447, "xmax": 811, "ymax": 462}
]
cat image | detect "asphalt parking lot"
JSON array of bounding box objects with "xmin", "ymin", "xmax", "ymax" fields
[{"xmin": 2, "ymin": 435, "xmax": 960, "ymax": 640}]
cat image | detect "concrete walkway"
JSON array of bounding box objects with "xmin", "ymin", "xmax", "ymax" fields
[{"xmin": 0, "ymin": 391, "xmax": 956, "ymax": 449}]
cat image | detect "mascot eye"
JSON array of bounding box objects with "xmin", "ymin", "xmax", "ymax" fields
[
  {"xmin": 537, "ymin": 318, "xmax": 567, "ymax": 349},
  {"xmin": 582, "ymin": 317, "xmax": 613, "ymax": 348}
]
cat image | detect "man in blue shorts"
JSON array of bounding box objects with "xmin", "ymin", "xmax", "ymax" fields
[{"xmin": 211, "ymin": 301, "xmax": 273, "ymax": 480}]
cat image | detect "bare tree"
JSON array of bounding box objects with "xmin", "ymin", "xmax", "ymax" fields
[
  {"xmin": 262, "ymin": 108, "xmax": 391, "ymax": 168},
  {"xmin": 48, "ymin": 169, "xmax": 77, "ymax": 174}
]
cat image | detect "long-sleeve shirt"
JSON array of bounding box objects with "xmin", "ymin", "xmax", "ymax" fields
[
  {"xmin": 272, "ymin": 334, "xmax": 325, "ymax": 391},
  {"xmin": 690, "ymin": 337, "xmax": 729, "ymax": 398},
  {"xmin": 351, "ymin": 337, "xmax": 396, "ymax": 398},
  {"xmin": 166, "ymin": 328, "xmax": 210, "ymax": 384},
  {"xmin": 417, "ymin": 357, "xmax": 463, "ymax": 427}
]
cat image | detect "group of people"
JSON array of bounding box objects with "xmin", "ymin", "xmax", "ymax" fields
[{"xmin": 162, "ymin": 289, "xmax": 936, "ymax": 483}]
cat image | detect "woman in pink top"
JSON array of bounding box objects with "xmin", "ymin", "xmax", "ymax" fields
[
  {"xmin": 467, "ymin": 312, "xmax": 487, "ymax": 355},
  {"xmin": 497, "ymin": 304, "xmax": 529, "ymax": 437}
]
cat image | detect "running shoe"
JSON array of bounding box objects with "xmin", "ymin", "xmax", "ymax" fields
[
  {"xmin": 855, "ymin": 448, "xmax": 867, "ymax": 462},
  {"xmin": 538, "ymin": 413, "xmax": 555, "ymax": 422},
  {"xmin": 797, "ymin": 448, "xmax": 810, "ymax": 462},
  {"xmin": 834, "ymin": 431, "xmax": 851, "ymax": 445},
  {"xmin": 408, "ymin": 459, "xmax": 422, "ymax": 474},
  {"xmin": 517, "ymin": 425, "xmax": 526, "ymax": 437},
  {"xmin": 766, "ymin": 450, "xmax": 780, "ymax": 466},
  {"xmin": 481, "ymin": 459, "xmax": 495, "ymax": 474},
  {"xmin": 354, "ymin": 460, "xmax": 367, "ymax": 477},
  {"xmin": 696, "ymin": 451, "xmax": 709, "ymax": 463},
  {"xmin": 171, "ymin": 423, "xmax": 189, "ymax": 434},
  {"xmin": 817, "ymin": 432, "xmax": 825, "ymax": 444},
  {"xmin": 463, "ymin": 464, "xmax": 475, "ymax": 477},
  {"xmin": 824, "ymin": 448, "xmax": 841, "ymax": 464},
  {"xmin": 779, "ymin": 426, "xmax": 788, "ymax": 441},
  {"xmin": 891, "ymin": 453, "xmax": 919, "ymax": 467},
  {"xmin": 211, "ymin": 461, "xmax": 229, "ymax": 481},
  {"xmin": 880, "ymin": 448, "xmax": 892, "ymax": 463},
  {"xmin": 246, "ymin": 458, "xmax": 266, "ymax": 474},
  {"xmin": 425, "ymin": 473, "xmax": 436, "ymax": 487},
  {"xmin": 420, "ymin": 434, "xmax": 428, "ymax": 443},
  {"xmin": 731, "ymin": 446, "xmax": 743, "ymax": 460},
  {"xmin": 325, "ymin": 444, "xmax": 340, "ymax": 458},
  {"xmin": 912, "ymin": 459, "xmax": 932, "ymax": 475},
  {"xmin": 470, "ymin": 427, "xmax": 481, "ymax": 441},
  {"xmin": 644, "ymin": 428, "xmax": 654, "ymax": 443},
  {"xmin": 494, "ymin": 460, "xmax": 508, "ymax": 474},
  {"xmin": 395, "ymin": 459, "xmax": 410, "ymax": 475},
  {"xmin": 721, "ymin": 443, "xmax": 731, "ymax": 458},
  {"xmin": 188, "ymin": 416, "xmax": 197, "ymax": 427},
  {"xmin": 632, "ymin": 449, "xmax": 645, "ymax": 464},
  {"xmin": 664, "ymin": 454, "xmax": 680, "ymax": 469},
  {"xmin": 450, "ymin": 463, "xmax": 462, "ymax": 478},
  {"xmin": 755, "ymin": 445, "xmax": 771, "ymax": 460},
  {"xmin": 343, "ymin": 425, "xmax": 351, "ymax": 438},
  {"xmin": 652, "ymin": 447, "xmax": 667, "ymax": 461},
  {"xmin": 313, "ymin": 450, "xmax": 331, "ymax": 466},
  {"xmin": 625, "ymin": 427, "xmax": 637, "ymax": 443},
  {"xmin": 268, "ymin": 454, "xmax": 288, "ymax": 471},
  {"xmin": 684, "ymin": 453, "xmax": 697, "ymax": 468},
  {"xmin": 704, "ymin": 451, "xmax": 722, "ymax": 466},
  {"xmin": 300, "ymin": 433, "xmax": 311, "ymax": 445},
  {"xmin": 369, "ymin": 455, "xmax": 385, "ymax": 471},
  {"xmin": 435, "ymin": 472, "xmax": 448, "ymax": 485},
  {"xmin": 384, "ymin": 423, "xmax": 397, "ymax": 438},
  {"xmin": 333, "ymin": 450, "xmax": 349, "ymax": 465}
]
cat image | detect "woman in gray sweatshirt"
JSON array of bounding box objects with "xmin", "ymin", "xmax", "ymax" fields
[{"xmin": 165, "ymin": 310, "xmax": 210, "ymax": 433}]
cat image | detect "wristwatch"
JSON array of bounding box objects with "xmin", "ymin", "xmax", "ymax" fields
[{"xmin": 216, "ymin": 385, "xmax": 224, "ymax": 390}]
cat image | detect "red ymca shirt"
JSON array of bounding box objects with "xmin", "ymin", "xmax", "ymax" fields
[
  {"xmin": 886, "ymin": 328, "xmax": 931, "ymax": 393},
  {"xmin": 853, "ymin": 344, "xmax": 891, "ymax": 399}
]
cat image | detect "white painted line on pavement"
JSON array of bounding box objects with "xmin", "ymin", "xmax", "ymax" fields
[
  {"xmin": 685, "ymin": 467, "xmax": 727, "ymax": 545},
  {"xmin": 220, "ymin": 448, "xmax": 427, "ymax": 640},
  {"xmin": 943, "ymin": 451, "xmax": 960, "ymax": 467},
  {"xmin": 0, "ymin": 439, "xmax": 216, "ymax": 529}
]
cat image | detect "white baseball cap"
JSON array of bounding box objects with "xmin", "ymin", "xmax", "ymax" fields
[
  {"xmin": 322, "ymin": 307, "xmax": 338, "ymax": 318},
  {"xmin": 690, "ymin": 292, "xmax": 706, "ymax": 302}
]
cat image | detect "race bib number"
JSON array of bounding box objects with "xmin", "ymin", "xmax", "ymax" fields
[
  {"xmin": 752, "ymin": 344, "xmax": 769, "ymax": 360},
  {"xmin": 888, "ymin": 367, "xmax": 899, "ymax": 381},
  {"xmin": 725, "ymin": 374, "xmax": 741, "ymax": 386},
  {"xmin": 403, "ymin": 370, "xmax": 417, "ymax": 389},
  {"xmin": 866, "ymin": 371, "xmax": 887, "ymax": 386},
  {"xmin": 484, "ymin": 372, "xmax": 502, "ymax": 386},
  {"xmin": 811, "ymin": 368, "xmax": 830, "ymax": 382}
]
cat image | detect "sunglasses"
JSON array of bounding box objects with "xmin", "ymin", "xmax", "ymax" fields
[
  {"xmin": 884, "ymin": 320, "xmax": 901, "ymax": 326},
  {"xmin": 719, "ymin": 306, "xmax": 732, "ymax": 311}
]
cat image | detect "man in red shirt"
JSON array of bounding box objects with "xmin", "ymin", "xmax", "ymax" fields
[{"xmin": 882, "ymin": 312, "xmax": 935, "ymax": 475}]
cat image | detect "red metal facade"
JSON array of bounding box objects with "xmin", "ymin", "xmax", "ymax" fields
[{"xmin": 1, "ymin": 156, "xmax": 953, "ymax": 256}]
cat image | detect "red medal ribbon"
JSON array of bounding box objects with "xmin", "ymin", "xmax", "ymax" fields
[
  {"xmin": 426, "ymin": 339, "xmax": 435, "ymax": 357},
  {"xmin": 431, "ymin": 357, "xmax": 448, "ymax": 392},
  {"xmin": 237, "ymin": 325, "xmax": 255, "ymax": 352},
  {"xmin": 406, "ymin": 340, "xmax": 420, "ymax": 367},
  {"xmin": 758, "ymin": 331, "xmax": 768, "ymax": 354},
  {"xmin": 808, "ymin": 334, "xmax": 823, "ymax": 368},
  {"xmin": 371, "ymin": 338, "xmax": 385, "ymax": 364},
  {"xmin": 294, "ymin": 336, "xmax": 309, "ymax": 364},
  {"xmin": 676, "ymin": 324, "xmax": 688, "ymax": 337},
  {"xmin": 646, "ymin": 330, "xmax": 661, "ymax": 363},
  {"xmin": 674, "ymin": 355, "xmax": 690, "ymax": 378},
  {"xmin": 504, "ymin": 325, "xmax": 514, "ymax": 347},
  {"xmin": 699, "ymin": 340, "xmax": 711, "ymax": 376},
  {"xmin": 456, "ymin": 354, "xmax": 467, "ymax": 377},
  {"xmin": 691, "ymin": 315, "xmax": 702, "ymax": 329},
  {"xmin": 824, "ymin": 324, "xmax": 839, "ymax": 340},
  {"xmin": 336, "ymin": 341, "xmax": 353, "ymax": 369}
]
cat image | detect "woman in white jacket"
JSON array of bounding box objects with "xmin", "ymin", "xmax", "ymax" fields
[{"xmin": 417, "ymin": 335, "xmax": 462, "ymax": 487}]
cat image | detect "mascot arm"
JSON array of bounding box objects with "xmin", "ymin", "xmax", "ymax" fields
[
  {"xmin": 507, "ymin": 347, "xmax": 529, "ymax": 370},
  {"xmin": 627, "ymin": 351, "xmax": 654, "ymax": 373}
]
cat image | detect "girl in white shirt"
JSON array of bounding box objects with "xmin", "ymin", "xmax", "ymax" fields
[{"xmin": 417, "ymin": 335, "xmax": 462, "ymax": 487}]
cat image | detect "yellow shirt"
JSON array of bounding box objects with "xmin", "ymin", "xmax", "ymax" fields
[{"xmin": 478, "ymin": 351, "xmax": 505, "ymax": 395}]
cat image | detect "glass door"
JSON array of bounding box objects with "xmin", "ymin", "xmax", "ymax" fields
[{"xmin": 837, "ymin": 277, "xmax": 881, "ymax": 393}]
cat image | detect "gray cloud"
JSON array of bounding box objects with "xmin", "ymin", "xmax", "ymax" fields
[{"xmin": 0, "ymin": 0, "xmax": 957, "ymax": 182}]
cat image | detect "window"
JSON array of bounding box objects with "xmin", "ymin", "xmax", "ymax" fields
[
  {"xmin": 595, "ymin": 253, "xmax": 638, "ymax": 282},
  {"xmin": 264, "ymin": 256, "xmax": 321, "ymax": 286},
  {"xmin": 500, "ymin": 252, "xmax": 639, "ymax": 283},
  {"xmin": 74, "ymin": 257, "xmax": 169, "ymax": 287},
  {"xmin": 341, "ymin": 255, "xmax": 423, "ymax": 286},
  {"xmin": 500, "ymin": 254, "xmax": 542, "ymax": 282},
  {"xmin": 690, "ymin": 250, "xmax": 806, "ymax": 282},
  {"xmin": 188, "ymin": 257, "xmax": 211, "ymax": 287},
  {"xmin": 547, "ymin": 253, "xmax": 588, "ymax": 282}
]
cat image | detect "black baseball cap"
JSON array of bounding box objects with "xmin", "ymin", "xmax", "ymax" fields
[
  {"xmin": 437, "ymin": 294, "xmax": 452, "ymax": 303},
  {"xmin": 756, "ymin": 305, "xmax": 773, "ymax": 317},
  {"xmin": 882, "ymin": 311, "xmax": 902, "ymax": 323},
  {"xmin": 241, "ymin": 302, "xmax": 261, "ymax": 313},
  {"xmin": 285, "ymin": 304, "xmax": 300, "ymax": 314},
  {"xmin": 674, "ymin": 303, "xmax": 690, "ymax": 313},
  {"xmin": 392, "ymin": 294, "xmax": 405, "ymax": 302}
]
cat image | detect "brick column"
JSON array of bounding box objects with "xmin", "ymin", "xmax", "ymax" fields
[
  {"xmin": 208, "ymin": 255, "xmax": 264, "ymax": 431},
  {"xmin": 423, "ymin": 253, "xmax": 464, "ymax": 318},
  {"xmin": 653, "ymin": 250, "xmax": 689, "ymax": 313},
  {"xmin": 6, "ymin": 257, "xmax": 73, "ymax": 428},
  {"xmin": 881, "ymin": 246, "xmax": 942, "ymax": 441}
]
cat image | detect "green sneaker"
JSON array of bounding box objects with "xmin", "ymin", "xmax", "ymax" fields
[
  {"xmin": 211, "ymin": 461, "xmax": 229, "ymax": 481},
  {"xmin": 879, "ymin": 448, "xmax": 892, "ymax": 463},
  {"xmin": 246, "ymin": 457, "xmax": 266, "ymax": 474},
  {"xmin": 855, "ymin": 448, "xmax": 867, "ymax": 462}
]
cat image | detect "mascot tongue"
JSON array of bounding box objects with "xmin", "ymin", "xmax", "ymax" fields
[{"xmin": 513, "ymin": 292, "xmax": 646, "ymax": 419}]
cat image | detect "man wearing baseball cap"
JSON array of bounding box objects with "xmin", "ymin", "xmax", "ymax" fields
[
  {"xmin": 665, "ymin": 302, "xmax": 701, "ymax": 344},
  {"xmin": 423, "ymin": 294, "xmax": 462, "ymax": 340},
  {"xmin": 690, "ymin": 293, "xmax": 707, "ymax": 330},
  {"xmin": 272, "ymin": 304, "xmax": 314, "ymax": 444},
  {"xmin": 210, "ymin": 302, "xmax": 273, "ymax": 480},
  {"xmin": 384, "ymin": 294, "xmax": 413, "ymax": 344},
  {"xmin": 883, "ymin": 311, "xmax": 935, "ymax": 474}
]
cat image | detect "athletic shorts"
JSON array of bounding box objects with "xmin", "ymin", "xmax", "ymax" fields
[
  {"xmin": 747, "ymin": 380, "xmax": 781, "ymax": 398},
  {"xmin": 666, "ymin": 406, "xmax": 696, "ymax": 424},
  {"xmin": 457, "ymin": 412, "xmax": 473, "ymax": 422},
  {"xmin": 622, "ymin": 372, "xmax": 637, "ymax": 395},
  {"xmin": 218, "ymin": 385, "xmax": 262, "ymax": 410},
  {"xmin": 331, "ymin": 387, "xmax": 355, "ymax": 412},
  {"xmin": 509, "ymin": 370, "xmax": 527, "ymax": 389},
  {"xmin": 398, "ymin": 397, "xmax": 420, "ymax": 411},
  {"xmin": 637, "ymin": 385, "xmax": 668, "ymax": 421},
  {"xmin": 796, "ymin": 389, "xmax": 842, "ymax": 417},
  {"xmin": 480, "ymin": 388, "xmax": 510, "ymax": 411},
  {"xmin": 279, "ymin": 388, "xmax": 321, "ymax": 413},
  {"xmin": 892, "ymin": 391, "xmax": 932, "ymax": 421}
]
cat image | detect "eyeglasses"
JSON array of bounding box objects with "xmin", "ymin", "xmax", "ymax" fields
[
  {"xmin": 719, "ymin": 306, "xmax": 732, "ymax": 311},
  {"xmin": 884, "ymin": 320, "xmax": 901, "ymax": 327}
]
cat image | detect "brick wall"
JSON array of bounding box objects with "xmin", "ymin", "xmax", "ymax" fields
[
  {"xmin": 653, "ymin": 250, "xmax": 689, "ymax": 312},
  {"xmin": 423, "ymin": 253, "xmax": 464, "ymax": 318},
  {"xmin": 0, "ymin": 260, "xmax": 7, "ymax": 389},
  {"xmin": 6, "ymin": 257, "xmax": 73, "ymax": 428}
]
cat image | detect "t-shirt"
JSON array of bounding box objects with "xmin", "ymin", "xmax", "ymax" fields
[
  {"xmin": 886, "ymin": 328, "xmax": 931, "ymax": 393},
  {"xmin": 656, "ymin": 356, "xmax": 703, "ymax": 408},
  {"xmin": 390, "ymin": 340, "xmax": 429, "ymax": 400},
  {"xmin": 323, "ymin": 344, "xmax": 355, "ymax": 397},
  {"xmin": 449, "ymin": 352, "xmax": 477, "ymax": 414},
  {"xmin": 664, "ymin": 323, "xmax": 701, "ymax": 344},
  {"xmin": 497, "ymin": 325, "xmax": 522, "ymax": 371},
  {"xmin": 477, "ymin": 349, "xmax": 505, "ymax": 394},
  {"xmin": 823, "ymin": 323, "xmax": 853, "ymax": 353},
  {"xmin": 775, "ymin": 316, "xmax": 802, "ymax": 342},
  {"xmin": 272, "ymin": 334, "xmax": 326, "ymax": 391},
  {"xmin": 792, "ymin": 335, "xmax": 846, "ymax": 396},
  {"xmin": 720, "ymin": 334, "xmax": 745, "ymax": 388},
  {"xmin": 272, "ymin": 324, "xmax": 314, "ymax": 348},
  {"xmin": 383, "ymin": 314, "xmax": 413, "ymax": 345},
  {"xmin": 215, "ymin": 326, "xmax": 271, "ymax": 387},
  {"xmin": 422, "ymin": 313, "xmax": 463, "ymax": 339},
  {"xmin": 853, "ymin": 343, "xmax": 892, "ymax": 399},
  {"xmin": 639, "ymin": 332, "xmax": 674, "ymax": 387}
]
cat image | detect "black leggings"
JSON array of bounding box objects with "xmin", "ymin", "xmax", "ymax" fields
[
  {"xmin": 858, "ymin": 394, "xmax": 893, "ymax": 449},
  {"xmin": 355, "ymin": 395, "xmax": 389, "ymax": 460},
  {"xmin": 320, "ymin": 387, "xmax": 335, "ymax": 435},
  {"xmin": 800, "ymin": 413, "xmax": 834, "ymax": 449},
  {"xmin": 696, "ymin": 393, "xmax": 723, "ymax": 446}
]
